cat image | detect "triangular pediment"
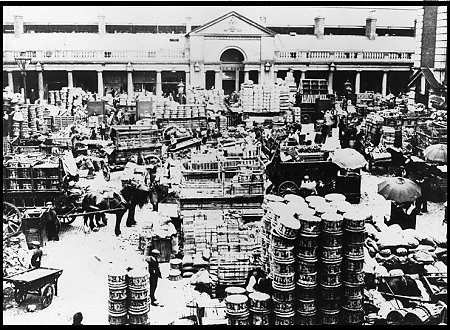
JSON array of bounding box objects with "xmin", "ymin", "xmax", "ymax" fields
[{"xmin": 189, "ymin": 11, "xmax": 275, "ymax": 37}]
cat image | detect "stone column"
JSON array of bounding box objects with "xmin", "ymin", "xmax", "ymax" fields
[
  {"xmin": 300, "ymin": 70, "xmax": 306, "ymax": 81},
  {"xmin": 244, "ymin": 70, "xmax": 250, "ymax": 83},
  {"xmin": 355, "ymin": 71, "xmax": 361, "ymax": 94},
  {"xmin": 156, "ymin": 70, "xmax": 162, "ymax": 96},
  {"xmin": 67, "ymin": 71, "xmax": 74, "ymax": 89},
  {"xmin": 7, "ymin": 70, "xmax": 14, "ymax": 89},
  {"xmin": 36, "ymin": 64, "xmax": 44, "ymax": 100},
  {"xmin": 382, "ymin": 71, "xmax": 388, "ymax": 97},
  {"xmin": 328, "ymin": 71, "xmax": 334, "ymax": 94},
  {"xmin": 97, "ymin": 70, "xmax": 104, "ymax": 98},
  {"xmin": 215, "ymin": 70, "xmax": 222, "ymax": 90},
  {"xmin": 273, "ymin": 70, "xmax": 278, "ymax": 84},
  {"xmin": 127, "ymin": 64, "xmax": 134, "ymax": 96},
  {"xmin": 185, "ymin": 70, "xmax": 190, "ymax": 91},
  {"xmin": 235, "ymin": 69, "xmax": 240, "ymax": 91}
]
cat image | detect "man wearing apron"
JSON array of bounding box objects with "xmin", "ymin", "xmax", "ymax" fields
[{"xmin": 147, "ymin": 249, "xmax": 162, "ymax": 306}]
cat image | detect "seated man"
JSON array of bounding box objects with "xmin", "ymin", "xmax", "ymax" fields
[{"xmin": 299, "ymin": 175, "xmax": 317, "ymax": 197}]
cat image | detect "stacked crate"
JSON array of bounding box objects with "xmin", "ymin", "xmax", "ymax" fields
[
  {"xmin": 279, "ymin": 85, "xmax": 290, "ymax": 112},
  {"xmin": 19, "ymin": 105, "xmax": 30, "ymax": 139},
  {"xmin": 241, "ymin": 82, "xmax": 254, "ymax": 112},
  {"xmin": 253, "ymin": 85, "xmax": 263, "ymax": 112},
  {"xmin": 262, "ymin": 85, "xmax": 271, "ymax": 111}
]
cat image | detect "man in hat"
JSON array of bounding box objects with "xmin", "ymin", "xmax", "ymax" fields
[
  {"xmin": 30, "ymin": 241, "xmax": 43, "ymax": 268},
  {"xmin": 43, "ymin": 201, "xmax": 61, "ymax": 241},
  {"xmin": 146, "ymin": 249, "xmax": 162, "ymax": 306}
]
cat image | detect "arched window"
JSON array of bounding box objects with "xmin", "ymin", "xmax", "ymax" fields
[{"xmin": 220, "ymin": 48, "xmax": 244, "ymax": 63}]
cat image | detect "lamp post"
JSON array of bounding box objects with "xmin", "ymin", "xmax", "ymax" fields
[{"xmin": 15, "ymin": 54, "xmax": 32, "ymax": 103}]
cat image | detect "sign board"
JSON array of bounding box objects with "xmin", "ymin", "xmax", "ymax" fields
[
  {"xmin": 301, "ymin": 94, "xmax": 329, "ymax": 104},
  {"xmin": 87, "ymin": 101, "xmax": 105, "ymax": 116},
  {"xmin": 357, "ymin": 92, "xmax": 374, "ymax": 100},
  {"xmin": 136, "ymin": 100, "xmax": 153, "ymax": 120}
]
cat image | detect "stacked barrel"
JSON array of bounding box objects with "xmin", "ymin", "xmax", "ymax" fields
[
  {"xmin": 341, "ymin": 211, "xmax": 366, "ymax": 325},
  {"xmin": 248, "ymin": 291, "xmax": 271, "ymax": 325},
  {"xmin": 286, "ymin": 194, "xmax": 318, "ymax": 325},
  {"xmin": 270, "ymin": 197, "xmax": 300, "ymax": 326},
  {"xmin": 169, "ymin": 258, "xmax": 182, "ymax": 281},
  {"xmin": 127, "ymin": 268, "xmax": 150, "ymax": 325},
  {"xmin": 225, "ymin": 294, "xmax": 250, "ymax": 325},
  {"xmin": 108, "ymin": 267, "xmax": 128, "ymax": 325}
]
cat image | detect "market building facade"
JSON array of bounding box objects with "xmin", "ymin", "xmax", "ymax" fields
[{"xmin": 3, "ymin": 9, "xmax": 416, "ymax": 102}]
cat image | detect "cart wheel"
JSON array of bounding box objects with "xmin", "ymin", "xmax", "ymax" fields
[
  {"xmin": 265, "ymin": 184, "xmax": 276, "ymax": 195},
  {"xmin": 58, "ymin": 214, "xmax": 77, "ymax": 225},
  {"xmin": 102, "ymin": 163, "xmax": 111, "ymax": 182},
  {"xmin": 41, "ymin": 284, "xmax": 54, "ymax": 308},
  {"xmin": 278, "ymin": 181, "xmax": 298, "ymax": 196},
  {"xmin": 14, "ymin": 288, "xmax": 27, "ymax": 305},
  {"xmin": 3, "ymin": 202, "xmax": 23, "ymax": 239}
]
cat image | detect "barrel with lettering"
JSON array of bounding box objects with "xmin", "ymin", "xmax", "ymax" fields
[
  {"xmin": 320, "ymin": 233, "xmax": 343, "ymax": 248},
  {"xmin": 250, "ymin": 310, "xmax": 270, "ymax": 325},
  {"xmin": 296, "ymin": 283, "xmax": 317, "ymax": 300},
  {"xmin": 343, "ymin": 243, "xmax": 364, "ymax": 259},
  {"xmin": 343, "ymin": 230, "xmax": 365, "ymax": 245},
  {"xmin": 343, "ymin": 211, "xmax": 366, "ymax": 232},
  {"xmin": 275, "ymin": 216, "xmax": 300, "ymax": 240},
  {"xmin": 343, "ymin": 270, "xmax": 364, "ymax": 286},
  {"xmin": 274, "ymin": 310, "xmax": 295, "ymax": 325},
  {"xmin": 296, "ymin": 299, "xmax": 316, "ymax": 313},
  {"xmin": 341, "ymin": 307, "xmax": 364, "ymax": 325},
  {"xmin": 299, "ymin": 215, "xmax": 321, "ymax": 237},
  {"xmin": 272, "ymin": 288, "xmax": 295, "ymax": 302},
  {"xmin": 320, "ymin": 309, "xmax": 340, "ymax": 325},
  {"xmin": 321, "ymin": 213, "xmax": 344, "ymax": 234},
  {"xmin": 273, "ymin": 297, "xmax": 295, "ymax": 313},
  {"xmin": 249, "ymin": 292, "xmax": 270, "ymax": 313},
  {"xmin": 296, "ymin": 234, "xmax": 318, "ymax": 260},
  {"xmin": 272, "ymin": 245, "xmax": 295, "ymax": 263},
  {"xmin": 272, "ymin": 272, "xmax": 295, "ymax": 291},
  {"xmin": 297, "ymin": 259, "xmax": 317, "ymax": 274},
  {"xmin": 321, "ymin": 246, "xmax": 342, "ymax": 261},
  {"xmin": 225, "ymin": 294, "xmax": 249, "ymax": 316},
  {"xmin": 225, "ymin": 286, "xmax": 246, "ymax": 297},
  {"xmin": 343, "ymin": 257, "xmax": 364, "ymax": 272},
  {"xmin": 295, "ymin": 310, "xmax": 317, "ymax": 325}
]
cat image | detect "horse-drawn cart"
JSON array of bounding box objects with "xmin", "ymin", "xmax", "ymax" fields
[{"xmin": 3, "ymin": 267, "xmax": 63, "ymax": 308}]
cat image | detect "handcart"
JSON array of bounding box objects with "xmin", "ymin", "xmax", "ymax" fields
[{"xmin": 3, "ymin": 267, "xmax": 63, "ymax": 308}]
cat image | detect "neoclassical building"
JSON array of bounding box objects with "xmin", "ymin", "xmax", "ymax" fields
[{"xmin": 3, "ymin": 8, "xmax": 416, "ymax": 101}]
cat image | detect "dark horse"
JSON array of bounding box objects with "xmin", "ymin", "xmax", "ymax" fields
[{"xmin": 81, "ymin": 184, "xmax": 152, "ymax": 236}]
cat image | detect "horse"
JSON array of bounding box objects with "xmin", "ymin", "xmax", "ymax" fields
[{"xmin": 81, "ymin": 184, "xmax": 152, "ymax": 236}]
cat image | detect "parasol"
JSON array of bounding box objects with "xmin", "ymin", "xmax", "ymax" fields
[
  {"xmin": 330, "ymin": 148, "xmax": 367, "ymax": 170},
  {"xmin": 377, "ymin": 177, "xmax": 421, "ymax": 203},
  {"xmin": 423, "ymin": 144, "xmax": 447, "ymax": 164}
]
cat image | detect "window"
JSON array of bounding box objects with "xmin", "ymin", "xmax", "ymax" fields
[{"xmin": 104, "ymin": 51, "xmax": 112, "ymax": 58}]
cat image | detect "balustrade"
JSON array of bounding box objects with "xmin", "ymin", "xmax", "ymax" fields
[{"xmin": 274, "ymin": 50, "xmax": 413, "ymax": 62}]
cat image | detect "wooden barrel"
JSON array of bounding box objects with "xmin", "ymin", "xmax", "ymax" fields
[
  {"xmin": 128, "ymin": 288, "xmax": 148, "ymax": 301},
  {"xmin": 342, "ymin": 283, "xmax": 363, "ymax": 298},
  {"xmin": 344, "ymin": 243, "xmax": 364, "ymax": 259},
  {"xmin": 343, "ymin": 230, "xmax": 365, "ymax": 245},
  {"xmin": 343, "ymin": 270, "xmax": 364, "ymax": 286},
  {"xmin": 225, "ymin": 294, "xmax": 249, "ymax": 316},
  {"xmin": 321, "ymin": 233, "xmax": 343, "ymax": 248},
  {"xmin": 270, "ymin": 230, "xmax": 291, "ymax": 249},
  {"xmin": 225, "ymin": 286, "xmax": 246, "ymax": 297},
  {"xmin": 320, "ymin": 285, "xmax": 341, "ymax": 300},
  {"xmin": 295, "ymin": 310, "xmax": 316, "ymax": 325},
  {"xmin": 297, "ymin": 259, "xmax": 317, "ymax": 274},
  {"xmin": 320, "ymin": 270, "xmax": 341, "ymax": 287},
  {"xmin": 314, "ymin": 205, "xmax": 338, "ymax": 218},
  {"xmin": 249, "ymin": 292, "xmax": 270, "ymax": 312},
  {"xmin": 127, "ymin": 269, "xmax": 149, "ymax": 290},
  {"xmin": 273, "ymin": 297, "xmax": 295, "ymax": 313},
  {"xmin": 321, "ymin": 213, "xmax": 344, "ymax": 234},
  {"xmin": 227, "ymin": 311, "xmax": 250, "ymax": 325},
  {"xmin": 270, "ymin": 202, "xmax": 292, "ymax": 229},
  {"xmin": 320, "ymin": 309, "xmax": 340, "ymax": 325},
  {"xmin": 295, "ymin": 283, "xmax": 317, "ymax": 300},
  {"xmin": 275, "ymin": 216, "xmax": 300, "ymax": 240},
  {"xmin": 274, "ymin": 310, "xmax": 295, "ymax": 325},
  {"xmin": 341, "ymin": 307, "xmax": 364, "ymax": 325},
  {"xmin": 272, "ymin": 261, "xmax": 295, "ymax": 274},
  {"xmin": 108, "ymin": 299, "xmax": 127, "ymax": 314},
  {"xmin": 321, "ymin": 297, "xmax": 341, "ymax": 311},
  {"xmin": 128, "ymin": 298, "xmax": 149, "ymax": 313},
  {"xmin": 299, "ymin": 215, "xmax": 321, "ymax": 237},
  {"xmin": 343, "ymin": 257, "xmax": 364, "ymax": 272},
  {"xmin": 272, "ymin": 272, "xmax": 295, "ymax": 291},
  {"xmin": 296, "ymin": 299, "xmax": 316, "ymax": 313},
  {"xmin": 109, "ymin": 287, "xmax": 128, "ymax": 301},
  {"xmin": 296, "ymin": 272, "xmax": 318, "ymax": 287},
  {"xmin": 128, "ymin": 309, "xmax": 149, "ymax": 325},
  {"xmin": 169, "ymin": 258, "xmax": 182, "ymax": 271},
  {"xmin": 321, "ymin": 246, "xmax": 342, "ymax": 261},
  {"xmin": 272, "ymin": 288, "xmax": 295, "ymax": 302},
  {"xmin": 297, "ymin": 234, "xmax": 318, "ymax": 260},
  {"xmin": 320, "ymin": 259, "xmax": 341, "ymax": 274},
  {"xmin": 272, "ymin": 245, "xmax": 295, "ymax": 263},
  {"xmin": 168, "ymin": 270, "xmax": 181, "ymax": 281},
  {"xmin": 343, "ymin": 212, "xmax": 366, "ymax": 232},
  {"xmin": 342, "ymin": 295, "xmax": 364, "ymax": 310},
  {"xmin": 108, "ymin": 268, "xmax": 128, "ymax": 289},
  {"xmin": 250, "ymin": 310, "xmax": 270, "ymax": 325},
  {"xmin": 325, "ymin": 193, "xmax": 346, "ymax": 203},
  {"xmin": 108, "ymin": 311, "xmax": 127, "ymax": 325}
]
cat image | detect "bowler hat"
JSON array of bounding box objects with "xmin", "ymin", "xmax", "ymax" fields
[{"xmin": 151, "ymin": 249, "xmax": 160, "ymax": 255}]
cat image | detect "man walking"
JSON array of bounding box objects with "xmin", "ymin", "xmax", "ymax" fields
[
  {"xmin": 147, "ymin": 249, "xmax": 162, "ymax": 306},
  {"xmin": 43, "ymin": 201, "xmax": 60, "ymax": 241}
]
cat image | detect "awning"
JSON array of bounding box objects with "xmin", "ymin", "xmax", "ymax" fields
[{"xmin": 407, "ymin": 67, "xmax": 445, "ymax": 90}]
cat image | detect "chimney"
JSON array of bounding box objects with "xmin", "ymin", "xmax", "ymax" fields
[
  {"xmin": 366, "ymin": 10, "xmax": 377, "ymax": 40},
  {"xmin": 260, "ymin": 16, "xmax": 267, "ymax": 27},
  {"xmin": 14, "ymin": 15, "xmax": 24, "ymax": 38},
  {"xmin": 314, "ymin": 14, "xmax": 325, "ymax": 39},
  {"xmin": 98, "ymin": 15, "xmax": 106, "ymax": 36},
  {"xmin": 186, "ymin": 16, "xmax": 192, "ymax": 34}
]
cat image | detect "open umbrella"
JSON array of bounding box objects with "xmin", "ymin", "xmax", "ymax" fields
[
  {"xmin": 377, "ymin": 177, "xmax": 421, "ymax": 203},
  {"xmin": 330, "ymin": 148, "xmax": 367, "ymax": 170},
  {"xmin": 423, "ymin": 144, "xmax": 447, "ymax": 164}
]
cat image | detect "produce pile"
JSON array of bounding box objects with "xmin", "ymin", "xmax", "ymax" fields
[{"xmin": 364, "ymin": 221, "xmax": 447, "ymax": 276}]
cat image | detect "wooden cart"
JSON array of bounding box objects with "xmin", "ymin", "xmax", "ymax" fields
[{"xmin": 4, "ymin": 267, "xmax": 63, "ymax": 308}]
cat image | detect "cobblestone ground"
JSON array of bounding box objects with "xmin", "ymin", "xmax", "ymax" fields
[{"xmin": 3, "ymin": 160, "xmax": 446, "ymax": 325}]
